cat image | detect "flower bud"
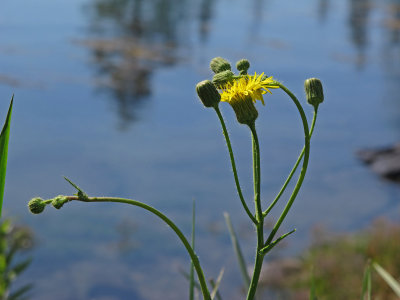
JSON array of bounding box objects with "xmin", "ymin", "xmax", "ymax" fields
[
  {"xmin": 28, "ymin": 197, "xmax": 46, "ymax": 214},
  {"xmin": 212, "ymin": 70, "xmax": 235, "ymax": 88},
  {"xmin": 52, "ymin": 195, "xmax": 68, "ymax": 209},
  {"xmin": 236, "ymin": 59, "xmax": 250, "ymax": 75},
  {"xmin": 196, "ymin": 80, "xmax": 221, "ymax": 108},
  {"xmin": 229, "ymin": 95, "xmax": 259, "ymax": 125},
  {"xmin": 304, "ymin": 78, "xmax": 324, "ymax": 107},
  {"xmin": 210, "ymin": 57, "xmax": 231, "ymax": 74}
]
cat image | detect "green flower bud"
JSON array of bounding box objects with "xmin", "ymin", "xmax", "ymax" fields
[
  {"xmin": 28, "ymin": 197, "xmax": 46, "ymax": 214},
  {"xmin": 304, "ymin": 78, "xmax": 324, "ymax": 107},
  {"xmin": 196, "ymin": 80, "xmax": 221, "ymax": 108},
  {"xmin": 236, "ymin": 59, "xmax": 250, "ymax": 75},
  {"xmin": 52, "ymin": 195, "xmax": 69, "ymax": 210},
  {"xmin": 212, "ymin": 70, "xmax": 235, "ymax": 88},
  {"xmin": 229, "ymin": 95, "xmax": 259, "ymax": 125},
  {"xmin": 210, "ymin": 57, "xmax": 231, "ymax": 74}
]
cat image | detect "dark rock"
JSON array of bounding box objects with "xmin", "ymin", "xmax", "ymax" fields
[{"xmin": 357, "ymin": 143, "xmax": 400, "ymax": 182}]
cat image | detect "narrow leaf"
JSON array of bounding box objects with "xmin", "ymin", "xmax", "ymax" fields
[
  {"xmin": 209, "ymin": 278, "xmax": 223, "ymax": 300},
  {"xmin": 8, "ymin": 283, "xmax": 33, "ymax": 300},
  {"xmin": 260, "ymin": 229, "xmax": 296, "ymax": 255},
  {"xmin": 310, "ymin": 267, "xmax": 318, "ymax": 300},
  {"xmin": 179, "ymin": 268, "xmax": 201, "ymax": 291},
  {"xmin": 210, "ymin": 268, "xmax": 224, "ymax": 300},
  {"xmin": 0, "ymin": 97, "xmax": 13, "ymax": 217},
  {"xmin": 7, "ymin": 258, "xmax": 32, "ymax": 279},
  {"xmin": 223, "ymin": 212, "xmax": 250, "ymax": 289},
  {"xmin": 189, "ymin": 200, "xmax": 195, "ymax": 300},
  {"xmin": 360, "ymin": 260, "xmax": 371, "ymax": 300},
  {"xmin": 373, "ymin": 262, "xmax": 400, "ymax": 297}
]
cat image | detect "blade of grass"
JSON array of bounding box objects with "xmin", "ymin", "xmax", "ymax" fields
[
  {"xmin": 372, "ymin": 262, "xmax": 400, "ymax": 297},
  {"xmin": 0, "ymin": 97, "xmax": 13, "ymax": 217},
  {"xmin": 189, "ymin": 200, "xmax": 195, "ymax": 300},
  {"xmin": 180, "ymin": 268, "xmax": 201, "ymax": 291},
  {"xmin": 209, "ymin": 279, "xmax": 222, "ymax": 300},
  {"xmin": 223, "ymin": 212, "xmax": 250, "ymax": 290},
  {"xmin": 360, "ymin": 260, "xmax": 371, "ymax": 300},
  {"xmin": 310, "ymin": 267, "xmax": 318, "ymax": 300},
  {"xmin": 210, "ymin": 268, "xmax": 224, "ymax": 300}
]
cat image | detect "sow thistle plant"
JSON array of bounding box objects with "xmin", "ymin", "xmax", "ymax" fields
[{"xmin": 27, "ymin": 57, "xmax": 324, "ymax": 300}]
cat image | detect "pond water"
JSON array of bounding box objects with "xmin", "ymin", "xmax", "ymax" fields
[{"xmin": 1, "ymin": 0, "xmax": 400, "ymax": 299}]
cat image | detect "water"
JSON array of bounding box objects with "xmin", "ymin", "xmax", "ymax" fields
[{"xmin": 1, "ymin": 0, "xmax": 400, "ymax": 299}]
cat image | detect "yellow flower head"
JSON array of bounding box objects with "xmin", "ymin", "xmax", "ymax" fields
[{"xmin": 220, "ymin": 72, "xmax": 279, "ymax": 105}]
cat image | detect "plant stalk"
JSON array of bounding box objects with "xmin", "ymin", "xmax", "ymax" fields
[
  {"xmin": 246, "ymin": 123, "xmax": 264, "ymax": 300},
  {"xmin": 66, "ymin": 196, "xmax": 212, "ymax": 300},
  {"xmin": 214, "ymin": 106, "xmax": 257, "ymax": 224}
]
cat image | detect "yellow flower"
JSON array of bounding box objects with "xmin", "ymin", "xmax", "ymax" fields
[{"xmin": 220, "ymin": 72, "xmax": 279, "ymax": 105}]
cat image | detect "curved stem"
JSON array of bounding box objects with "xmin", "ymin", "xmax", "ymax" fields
[
  {"xmin": 265, "ymin": 82, "xmax": 310, "ymax": 246},
  {"xmin": 263, "ymin": 107, "xmax": 318, "ymax": 217},
  {"xmin": 246, "ymin": 123, "xmax": 264, "ymax": 300},
  {"xmin": 214, "ymin": 106, "xmax": 257, "ymax": 224},
  {"xmin": 66, "ymin": 196, "xmax": 211, "ymax": 300}
]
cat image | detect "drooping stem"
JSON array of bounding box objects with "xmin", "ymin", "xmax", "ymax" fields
[
  {"xmin": 263, "ymin": 107, "xmax": 318, "ymax": 217},
  {"xmin": 214, "ymin": 106, "xmax": 257, "ymax": 224},
  {"xmin": 246, "ymin": 122, "xmax": 264, "ymax": 300},
  {"xmin": 265, "ymin": 82, "xmax": 310, "ymax": 246},
  {"xmin": 65, "ymin": 196, "xmax": 212, "ymax": 300}
]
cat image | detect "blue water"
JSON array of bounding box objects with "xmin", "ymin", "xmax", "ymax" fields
[{"xmin": 1, "ymin": 0, "xmax": 400, "ymax": 299}]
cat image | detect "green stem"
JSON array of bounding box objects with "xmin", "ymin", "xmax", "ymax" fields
[
  {"xmin": 246, "ymin": 122, "xmax": 264, "ymax": 300},
  {"xmin": 265, "ymin": 82, "xmax": 310, "ymax": 246},
  {"xmin": 189, "ymin": 200, "xmax": 195, "ymax": 300},
  {"xmin": 214, "ymin": 106, "xmax": 257, "ymax": 224},
  {"xmin": 263, "ymin": 107, "xmax": 318, "ymax": 217},
  {"xmin": 67, "ymin": 196, "xmax": 211, "ymax": 300}
]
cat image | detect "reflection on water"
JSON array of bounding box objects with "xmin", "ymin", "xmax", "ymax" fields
[
  {"xmin": 348, "ymin": 0, "xmax": 371, "ymax": 69},
  {"xmin": 82, "ymin": 0, "xmax": 196, "ymax": 128},
  {"xmin": 318, "ymin": 0, "xmax": 329, "ymax": 23},
  {"xmin": 198, "ymin": 0, "xmax": 214, "ymax": 43},
  {"xmin": 383, "ymin": 0, "xmax": 400, "ymax": 76}
]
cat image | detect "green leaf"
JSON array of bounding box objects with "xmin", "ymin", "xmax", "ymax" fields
[
  {"xmin": 373, "ymin": 262, "xmax": 400, "ymax": 297},
  {"xmin": 210, "ymin": 268, "xmax": 224, "ymax": 300},
  {"xmin": 360, "ymin": 260, "xmax": 371, "ymax": 300},
  {"xmin": 7, "ymin": 258, "xmax": 32, "ymax": 280},
  {"xmin": 189, "ymin": 200, "xmax": 195, "ymax": 300},
  {"xmin": 310, "ymin": 267, "xmax": 318, "ymax": 300},
  {"xmin": 179, "ymin": 268, "xmax": 201, "ymax": 291},
  {"xmin": 8, "ymin": 283, "xmax": 33, "ymax": 300},
  {"xmin": 223, "ymin": 212, "xmax": 250, "ymax": 290},
  {"xmin": 0, "ymin": 97, "xmax": 13, "ymax": 217}
]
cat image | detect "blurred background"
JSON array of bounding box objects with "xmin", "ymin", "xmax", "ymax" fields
[{"xmin": 1, "ymin": 0, "xmax": 400, "ymax": 299}]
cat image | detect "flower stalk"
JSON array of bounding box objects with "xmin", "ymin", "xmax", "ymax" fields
[{"xmin": 28, "ymin": 56, "xmax": 323, "ymax": 300}]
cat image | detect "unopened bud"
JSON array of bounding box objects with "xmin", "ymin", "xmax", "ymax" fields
[
  {"xmin": 196, "ymin": 80, "xmax": 221, "ymax": 108},
  {"xmin": 236, "ymin": 59, "xmax": 250, "ymax": 75},
  {"xmin": 28, "ymin": 197, "xmax": 46, "ymax": 214},
  {"xmin": 52, "ymin": 195, "xmax": 69, "ymax": 209},
  {"xmin": 304, "ymin": 78, "xmax": 324, "ymax": 107},
  {"xmin": 212, "ymin": 70, "xmax": 235, "ymax": 88},
  {"xmin": 210, "ymin": 57, "xmax": 231, "ymax": 74}
]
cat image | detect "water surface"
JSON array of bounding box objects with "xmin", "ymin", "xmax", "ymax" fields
[{"xmin": 1, "ymin": 0, "xmax": 400, "ymax": 299}]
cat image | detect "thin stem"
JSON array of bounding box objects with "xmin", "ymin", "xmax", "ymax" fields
[
  {"xmin": 66, "ymin": 196, "xmax": 212, "ymax": 300},
  {"xmin": 214, "ymin": 106, "xmax": 257, "ymax": 224},
  {"xmin": 265, "ymin": 82, "xmax": 310, "ymax": 246},
  {"xmin": 189, "ymin": 200, "xmax": 195, "ymax": 300},
  {"xmin": 249, "ymin": 123, "xmax": 263, "ymax": 223},
  {"xmin": 263, "ymin": 107, "xmax": 318, "ymax": 217},
  {"xmin": 246, "ymin": 123, "xmax": 264, "ymax": 300}
]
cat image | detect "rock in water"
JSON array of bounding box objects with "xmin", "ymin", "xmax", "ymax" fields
[{"xmin": 357, "ymin": 143, "xmax": 400, "ymax": 182}]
